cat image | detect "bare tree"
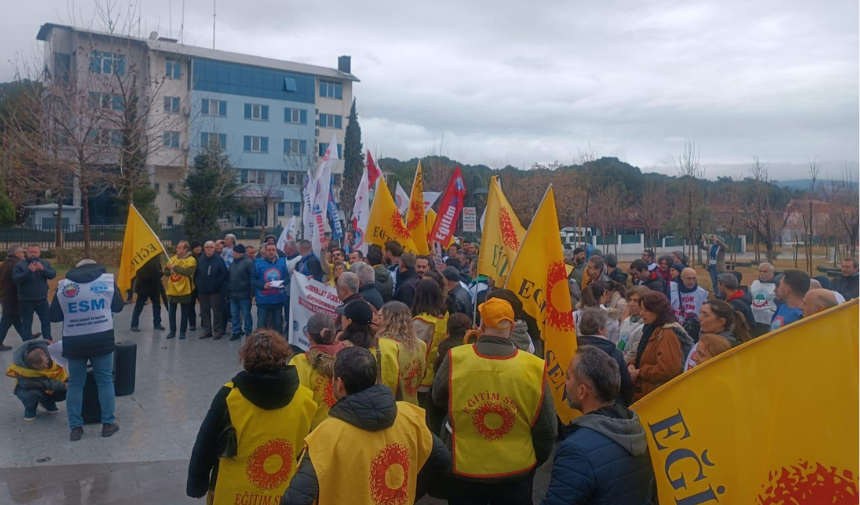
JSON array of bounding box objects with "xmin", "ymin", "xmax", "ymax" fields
[
  {"xmin": 711, "ymin": 178, "xmax": 745, "ymax": 267},
  {"xmin": 673, "ymin": 140, "xmax": 706, "ymax": 262},
  {"xmin": 822, "ymin": 161, "xmax": 859, "ymax": 259},
  {"xmin": 744, "ymin": 157, "xmax": 789, "ymax": 263},
  {"xmin": 591, "ymin": 185, "xmax": 627, "ymax": 254},
  {"xmin": 801, "ymin": 158, "xmax": 820, "ymax": 274},
  {"xmin": 635, "ymin": 183, "xmax": 671, "ymax": 248}
]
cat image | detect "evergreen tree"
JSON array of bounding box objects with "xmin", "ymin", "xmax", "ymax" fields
[
  {"xmin": 341, "ymin": 98, "xmax": 364, "ymax": 216},
  {"xmin": 171, "ymin": 148, "xmax": 244, "ymax": 243}
]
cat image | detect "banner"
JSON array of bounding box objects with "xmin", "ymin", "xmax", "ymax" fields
[
  {"xmin": 327, "ymin": 178, "xmax": 343, "ymax": 241},
  {"xmin": 366, "ymin": 151, "xmax": 381, "ymax": 188},
  {"xmin": 505, "ymin": 186, "xmax": 579, "ymax": 424},
  {"xmin": 366, "ymin": 179, "xmax": 418, "ymax": 253},
  {"xmin": 406, "ymin": 161, "xmax": 429, "ymax": 255},
  {"xmin": 477, "ymin": 176, "xmax": 526, "ymax": 285},
  {"xmin": 352, "ymin": 167, "xmax": 371, "ymax": 254},
  {"xmin": 287, "ymin": 272, "xmax": 341, "ymax": 350},
  {"xmin": 462, "ymin": 207, "xmax": 477, "ymax": 233},
  {"xmin": 632, "ymin": 300, "xmax": 859, "ymax": 505},
  {"xmin": 395, "ymin": 182, "xmax": 410, "ymax": 215},
  {"xmin": 117, "ymin": 204, "xmax": 168, "ymax": 292},
  {"xmin": 426, "ymin": 209, "xmax": 454, "ymax": 249},
  {"xmin": 429, "ymin": 166, "xmax": 466, "ymax": 246},
  {"xmin": 276, "ymin": 216, "xmax": 297, "ymax": 252},
  {"xmin": 310, "ymin": 134, "xmax": 339, "ymax": 258}
]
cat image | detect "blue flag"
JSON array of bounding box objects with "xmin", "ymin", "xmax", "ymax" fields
[{"xmin": 328, "ymin": 179, "xmax": 344, "ymax": 241}]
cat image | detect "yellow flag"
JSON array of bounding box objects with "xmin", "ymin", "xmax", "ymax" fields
[
  {"xmin": 633, "ymin": 300, "xmax": 859, "ymax": 505},
  {"xmin": 405, "ymin": 161, "xmax": 429, "ymax": 255},
  {"xmin": 504, "ymin": 186, "xmax": 579, "ymax": 424},
  {"xmin": 478, "ymin": 176, "xmax": 526, "ymax": 286},
  {"xmin": 426, "ymin": 209, "xmax": 453, "ymax": 248},
  {"xmin": 367, "ymin": 179, "xmax": 418, "ymax": 254},
  {"xmin": 117, "ymin": 205, "xmax": 167, "ymax": 292}
]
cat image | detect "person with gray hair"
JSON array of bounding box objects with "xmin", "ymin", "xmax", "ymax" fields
[
  {"xmin": 195, "ymin": 241, "xmax": 228, "ymax": 339},
  {"xmin": 542, "ymin": 345, "xmax": 654, "ymax": 505},
  {"xmin": 749, "ymin": 262, "xmax": 778, "ymax": 336},
  {"xmin": 575, "ymin": 308, "xmax": 634, "ymax": 407},
  {"xmin": 350, "ymin": 262, "xmax": 383, "ymax": 310},
  {"xmin": 718, "ymin": 272, "xmax": 755, "ymax": 331},
  {"xmin": 221, "ymin": 233, "xmax": 237, "ymax": 267},
  {"xmin": 0, "ymin": 245, "xmax": 27, "ymax": 350}
]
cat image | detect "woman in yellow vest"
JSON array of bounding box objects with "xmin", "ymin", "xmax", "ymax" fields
[
  {"xmin": 338, "ymin": 300, "xmax": 401, "ymax": 397},
  {"xmin": 186, "ymin": 329, "xmax": 316, "ymax": 505},
  {"xmin": 376, "ymin": 301, "xmax": 426, "ymax": 406},
  {"xmin": 164, "ymin": 240, "xmax": 197, "ymax": 340},
  {"xmin": 411, "ymin": 280, "xmax": 449, "ymax": 400},
  {"xmin": 290, "ymin": 313, "xmax": 348, "ymax": 429}
]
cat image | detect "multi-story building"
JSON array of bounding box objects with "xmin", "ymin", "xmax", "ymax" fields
[{"xmin": 36, "ymin": 23, "xmax": 358, "ymax": 228}]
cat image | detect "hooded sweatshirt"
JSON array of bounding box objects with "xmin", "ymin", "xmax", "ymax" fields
[
  {"xmin": 542, "ymin": 404, "xmax": 654, "ymax": 505},
  {"xmin": 6, "ymin": 339, "xmax": 68, "ymax": 392}
]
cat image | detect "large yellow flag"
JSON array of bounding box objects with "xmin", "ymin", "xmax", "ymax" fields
[
  {"xmin": 478, "ymin": 176, "xmax": 526, "ymax": 286},
  {"xmin": 633, "ymin": 300, "xmax": 859, "ymax": 505},
  {"xmin": 504, "ymin": 186, "xmax": 579, "ymax": 424},
  {"xmin": 117, "ymin": 204, "xmax": 168, "ymax": 292},
  {"xmin": 367, "ymin": 179, "xmax": 418, "ymax": 253},
  {"xmin": 405, "ymin": 161, "xmax": 429, "ymax": 255}
]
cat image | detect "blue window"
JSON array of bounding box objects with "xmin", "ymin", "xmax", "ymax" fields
[
  {"xmin": 319, "ymin": 114, "xmax": 342, "ymax": 129},
  {"xmin": 244, "ymin": 136, "xmax": 268, "ymax": 153},
  {"xmin": 244, "ymin": 103, "xmax": 269, "ymax": 121},
  {"xmin": 281, "ymin": 171, "xmax": 303, "ymax": 185},
  {"xmin": 163, "ymin": 96, "xmax": 181, "ymax": 113},
  {"xmin": 284, "ymin": 108, "xmax": 308, "ymax": 125},
  {"xmin": 112, "ymin": 95, "xmax": 124, "ymax": 111},
  {"xmin": 201, "ymin": 132, "xmax": 227, "ymax": 149},
  {"xmin": 284, "ymin": 139, "xmax": 307, "ymax": 155},
  {"xmin": 202, "ymin": 99, "xmax": 227, "ymax": 117},
  {"xmin": 89, "ymin": 92, "xmax": 124, "ymax": 111},
  {"xmin": 166, "ymin": 58, "xmax": 181, "ymax": 79},
  {"xmin": 163, "ymin": 131, "xmax": 180, "ymax": 148},
  {"xmin": 89, "ymin": 51, "xmax": 126, "ymax": 76},
  {"xmin": 110, "ymin": 130, "xmax": 123, "ymax": 147},
  {"xmin": 318, "ymin": 142, "xmax": 342, "ymax": 158},
  {"xmin": 277, "ymin": 202, "xmax": 288, "ymax": 216},
  {"xmin": 240, "ymin": 169, "xmax": 265, "ymax": 184},
  {"xmin": 319, "ymin": 80, "xmax": 343, "ymax": 99},
  {"xmin": 284, "ymin": 78, "xmax": 297, "ymax": 92}
]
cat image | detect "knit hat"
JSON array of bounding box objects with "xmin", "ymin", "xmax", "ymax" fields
[
  {"xmin": 342, "ymin": 300, "xmax": 373, "ymax": 325},
  {"xmin": 479, "ymin": 298, "xmax": 514, "ymax": 331},
  {"xmin": 233, "ymin": 244, "xmax": 246, "ymax": 254},
  {"xmin": 671, "ymin": 263, "xmax": 685, "ymax": 274}
]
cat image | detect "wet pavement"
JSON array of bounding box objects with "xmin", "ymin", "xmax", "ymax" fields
[{"xmin": 0, "ymin": 304, "xmax": 552, "ymax": 504}]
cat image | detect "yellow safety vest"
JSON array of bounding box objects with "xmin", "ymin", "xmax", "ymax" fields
[
  {"xmin": 448, "ymin": 345, "xmax": 546, "ymax": 479},
  {"xmin": 305, "ymin": 401, "xmax": 433, "ymax": 505},
  {"xmin": 211, "ymin": 381, "xmax": 317, "ymax": 505},
  {"xmin": 290, "ymin": 353, "xmax": 336, "ymax": 430},
  {"xmin": 414, "ymin": 313, "xmax": 449, "ymax": 389},
  {"xmin": 384, "ymin": 337, "xmax": 426, "ymax": 406},
  {"xmin": 167, "ymin": 255, "xmax": 196, "ymax": 297},
  {"xmin": 369, "ymin": 338, "xmax": 401, "ymax": 396}
]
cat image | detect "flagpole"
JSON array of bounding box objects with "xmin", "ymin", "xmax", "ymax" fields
[
  {"xmin": 129, "ymin": 204, "xmax": 168, "ymax": 256},
  {"xmin": 503, "ymin": 185, "xmax": 553, "ymax": 291}
]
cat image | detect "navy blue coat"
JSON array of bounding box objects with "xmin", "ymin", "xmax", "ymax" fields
[{"xmin": 541, "ymin": 405, "xmax": 654, "ymax": 505}]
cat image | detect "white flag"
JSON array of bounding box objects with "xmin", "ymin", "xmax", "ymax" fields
[
  {"xmin": 277, "ymin": 216, "xmax": 297, "ymax": 252},
  {"xmin": 352, "ymin": 167, "xmax": 371, "ymax": 254},
  {"xmin": 423, "ymin": 191, "xmax": 441, "ymax": 213},
  {"xmin": 287, "ymin": 216, "xmax": 297, "ymax": 240},
  {"xmin": 302, "ymin": 167, "xmax": 313, "ymax": 240},
  {"xmin": 395, "ymin": 182, "xmax": 410, "ymax": 215},
  {"xmin": 310, "ymin": 134, "xmax": 339, "ymax": 259}
]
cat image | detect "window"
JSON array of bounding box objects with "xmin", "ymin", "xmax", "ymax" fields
[
  {"xmin": 168, "ymin": 182, "xmax": 175, "ymax": 192},
  {"xmin": 89, "ymin": 92, "xmax": 123, "ymax": 111},
  {"xmin": 318, "ymin": 142, "xmax": 343, "ymax": 158},
  {"xmin": 277, "ymin": 202, "xmax": 289, "ymax": 216},
  {"xmin": 202, "ymin": 99, "xmax": 227, "ymax": 117},
  {"xmin": 243, "ymin": 136, "xmax": 268, "ymax": 153},
  {"xmin": 318, "ymin": 114, "xmax": 342, "ymax": 129},
  {"xmin": 281, "ymin": 171, "xmax": 303, "ymax": 186},
  {"xmin": 89, "ymin": 51, "xmax": 126, "ymax": 76},
  {"xmin": 284, "ymin": 107, "xmax": 308, "ymax": 125},
  {"xmin": 283, "ymin": 139, "xmax": 307, "ymax": 156},
  {"xmin": 240, "ymin": 169, "xmax": 265, "ymax": 184},
  {"xmin": 283, "ymin": 78, "xmax": 297, "ymax": 92},
  {"xmin": 201, "ymin": 132, "xmax": 227, "ymax": 149},
  {"xmin": 319, "ymin": 80, "xmax": 343, "ymax": 99},
  {"xmin": 166, "ymin": 58, "xmax": 181, "ymax": 79},
  {"xmin": 163, "ymin": 131, "xmax": 180, "ymax": 148},
  {"xmin": 166, "ymin": 216, "xmax": 174, "ymax": 226},
  {"xmin": 244, "ymin": 103, "xmax": 269, "ymax": 121},
  {"xmin": 163, "ymin": 96, "xmax": 181, "ymax": 113},
  {"xmin": 54, "ymin": 53, "xmax": 71, "ymax": 84}
]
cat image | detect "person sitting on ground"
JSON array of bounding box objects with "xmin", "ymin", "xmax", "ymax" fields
[
  {"xmin": 618, "ymin": 286, "xmax": 649, "ymax": 362},
  {"xmin": 717, "ymin": 272, "xmax": 756, "ymax": 332},
  {"xmin": 542, "ymin": 346, "xmax": 654, "ymax": 505},
  {"xmin": 375, "ymin": 301, "xmax": 427, "ymax": 406},
  {"xmin": 290, "ymin": 313, "xmax": 348, "ymax": 429},
  {"xmin": 338, "ymin": 300, "xmax": 401, "ymax": 396},
  {"xmin": 5, "ymin": 340, "xmax": 67, "ymax": 422},
  {"xmin": 771, "ymin": 270, "xmax": 810, "ymax": 331},
  {"xmin": 575, "ymin": 308, "xmax": 634, "ymax": 406},
  {"xmin": 801, "ymin": 288, "xmax": 839, "ymax": 318},
  {"xmin": 688, "ymin": 333, "xmax": 732, "ymax": 370}
]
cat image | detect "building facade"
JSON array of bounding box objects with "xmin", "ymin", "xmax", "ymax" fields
[{"xmin": 36, "ymin": 23, "xmax": 358, "ymax": 228}]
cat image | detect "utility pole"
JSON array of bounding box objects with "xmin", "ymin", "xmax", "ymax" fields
[{"xmin": 212, "ymin": 0, "xmax": 217, "ymax": 49}]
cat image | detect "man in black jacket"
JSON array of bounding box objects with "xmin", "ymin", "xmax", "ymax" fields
[
  {"xmin": 227, "ymin": 245, "xmax": 255, "ymax": 341},
  {"xmin": 718, "ymin": 272, "xmax": 756, "ymax": 331},
  {"xmin": 12, "ymin": 245, "xmax": 57, "ymax": 341},
  {"xmin": 351, "ymin": 262, "xmax": 384, "ymax": 310},
  {"xmin": 831, "ymin": 257, "xmax": 859, "ymax": 301},
  {"xmin": 130, "ymin": 255, "xmax": 165, "ymax": 332},
  {"xmin": 0, "ymin": 246, "xmax": 26, "ymax": 350},
  {"xmin": 629, "ymin": 259, "xmax": 665, "ymax": 293},
  {"xmin": 393, "ymin": 252, "xmax": 420, "ymax": 308},
  {"xmin": 196, "ymin": 241, "xmax": 229, "ymax": 340},
  {"xmin": 604, "ymin": 253, "xmax": 629, "ymax": 287},
  {"xmin": 575, "ymin": 308, "xmax": 634, "ymax": 406},
  {"xmin": 443, "ymin": 266, "xmax": 471, "ymax": 316}
]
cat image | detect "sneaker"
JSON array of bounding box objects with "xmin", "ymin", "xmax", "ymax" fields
[
  {"xmin": 130, "ymin": 326, "xmax": 140, "ymax": 333},
  {"xmin": 32, "ymin": 333, "xmax": 41, "ymax": 339},
  {"xmin": 0, "ymin": 345, "xmax": 12, "ymax": 352},
  {"xmin": 43, "ymin": 404, "xmax": 59, "ymax": 414},
  {"xmin": 70, "ymin": 426, "xmax": 83, "ymax": 441},
  {"xmin": 179, "ymin": 334, "xmax": 186, "ymax": 340},
  {"xmin": 166, "ymin": 333, "xmax": 176, "ymax": 339},
  {"xmin": 230, "ymin": 334, "xmax": 241, "ymax": 341},
  {"xmin": 199, "ymin": 333, "xmax": 213, "ymax": 339},
  {"xmin": 102, "ymin": 423, "xmax": 120, "ymax": 438},
  {"xmin": 154, "ymin": 324, "xmax": 166, "ymax": 330},
  {"xmin": 24, "ymin": 409, "xmax": 36, "ymax": 422}
]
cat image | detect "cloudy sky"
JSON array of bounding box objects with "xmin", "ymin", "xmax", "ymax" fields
[{"xmin": 2, "ymin": 0, "xmax": 857, "ymax": 179}]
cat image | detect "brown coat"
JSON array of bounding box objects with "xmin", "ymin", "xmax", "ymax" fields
[
  {"xmin": 0, "ymin": 258, "xmax": 19, "ymax": 314},
  {"xmin": 630, "ymin": 324, "xmax": 683, "ymax": 400}
]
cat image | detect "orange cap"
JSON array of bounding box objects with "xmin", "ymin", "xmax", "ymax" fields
[{"xmin": 479, "ymin": 298, "xmax": 515, "ymax": 330}]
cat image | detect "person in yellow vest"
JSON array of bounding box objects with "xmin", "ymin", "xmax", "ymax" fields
[
  {"xmin": 281, "ymin": 346, "xmax": 451, "ymax": 505},
  {"xmin": 165, "ymin": 240, "xmax": 197, "ymax": 340},
  {"xmin": 431, "ymin": 297, "xmax": 557, "ymax": 505},
  {"xmin": 290, "ymin": 313, "xmax": 348, "ymax": 429},
  {"xmin": 412, "ymin": 279, "xmax": 449, "ymax": 404},
  {"xmin": 5, "ymin": 340, "xmax": 67, "ymax": 421},
  {"xmin": 338, "ymin": 300, "xmax": 401, "ymax": 397},
  {"xmin": 187, "ymin": 329, "xmax": 316, "ymax": 505},
  {"xmin": 375, "ymin": 301, "xmax": 427, "ymax": 406}
]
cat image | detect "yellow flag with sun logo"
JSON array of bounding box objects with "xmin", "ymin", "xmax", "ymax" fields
[
  {"xmin": 405, "ymin": 161, "xmax": 429, "ymax": 255},
  {"xmin": 505, "ymin": 185, "xmax": 579, "ymax": 424},
  {"xmin": 366, "ymin": 179, "xmax": 418, "ymax": 254},
  {"xmin": 117, "ymin": 204, "xmax": 167, "ymax": 293},
  {"xmin": 478, "ymin": 176, "xmax": 526, "ymax": 286}
]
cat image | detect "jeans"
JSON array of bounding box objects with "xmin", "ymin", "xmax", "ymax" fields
[
  {"xmin": 0, "ymin": 312, "xmax": 23, "ymax": 345},
  {"xmin": 15, "ymin": 387, "xmax": 62, "ymax": 412},
  {"xmin": 230, "ymin": 298, "xmax": 253, "ymax": 337},
  {"xmin": 708, "ymin": 266, "xmax": 720, "ymax": 297},
  {"xmin": 198, "ymin": 292, "xmax": 223, "ymax": 337},
  {"xmin": 66, "ymin": 353, "xmax": 115, "ymax": 428},
  {"xmin": 20, "ymin": 299, "xmax": 51, "ymax": 341},
  {"xmin": 130, "ymin": 293, "xmax": 162, "ymax": 328},
  {"xmin": 257, "ymin": 304, "xmax": 282, "ymax": 332},
  {"xmin": 168, "ymin": 302, "xmax": 192, "ymax": 335}
]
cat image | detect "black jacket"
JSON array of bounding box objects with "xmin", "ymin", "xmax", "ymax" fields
[
  {"xmin": 226, "ymin": 255, "xmax": 255, "ymax": 300},
  {"xmin": 12, "ymin": 258, "xmax": 56, "ymax": 301},
  {"xmin": 446, "ymin": 284, "xmax": 472, "ymax": 316},
  {"xmin": 727, "ymin": 290, "xmax": 756, "ymax": 331},
  {"xmin": 134, "ymin": 256, "xmax": 163, "ymax": 297},
  {"xmin": 359, "ymin": 284, "xmax": 384, "ymax": 310},
  {"xmin": 187, "ymin": 367, "xmax": 301, "ymax": 499},
  {"xmin": 640, "ymin": 271, "xmax": 665, "ymax": 293},
  {"xmin": 373, "ymin": 264, "xmax": 394, "ymax": 302},
  {"xmin": 832, "ymin": 273, "xmax": 859, "ymax": 301},
  {"xmin": 393, "ymin": 268, "xmax": 419, "ymax": 308},
  {"xmin": 281, "ymin": 385, "xmax": 451, "ymax": 505},
  {"xmin": 577, "ymin": 335, "xmax": 635, "ymax": 407},
  {"xmin": 0, "ymin": 256, "xmax": 20, "ymax": 313},
  {"xmin": 194, "ymin": 254, "xmax": 228, "ymax": 295},
  {"xmin": 49, "ymin": 263, "xmax": 124, "ymax": 359},
  {"xmin": 608, "ymin": 269, "xmax": 629, "ymax": 287}
]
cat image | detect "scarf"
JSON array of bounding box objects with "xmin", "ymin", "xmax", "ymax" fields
[
  {"xmin": 634, "ymin": 323, "xmax": 658, "ymax": 369},
  {"xmin": 678, "ymin": 280, "xmax": 700, "ymax": 294},
  {"xmin": 726, "ymin": 290, "xmax": 744, "ymax": 303}
]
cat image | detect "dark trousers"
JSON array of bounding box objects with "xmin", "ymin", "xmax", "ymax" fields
[
  {"xmin": 15, "ymin": 387, "xmax": 64, "ymax": 412},
  {"xmin": 198, "ymin": 292, "xmax": 223, "ymax": 337},
  {"xmin": 0, "ymin": 311, "xmax": 23, "ymax": 345},
  {"xmin": 448, "ymin": 474, "xmax": 535, "ymax": 505},
  {"xmin": 282, "ymin": 296, "xmax": 290, "ymax": 334},
  {"xmin": 257, "ymin": 304, "xmax": 282, "ymax": 332},
  {"xmin": 131, "ymin": 293, "xmax": 162, "ymax": 328},
  {"xmin": 20, "ymin": 299, "xmax": 51, "ymax": 341},
  {"xmin": 188, "ymin": 290, "xmax": 197, "ymax": 328},
  {"xmin": 168, "ymin": 302, "xmax": 192, "ymax": 335},
  {"xmin": 221, "ymin": 293, "xmax": 231, "ymax": 334}
]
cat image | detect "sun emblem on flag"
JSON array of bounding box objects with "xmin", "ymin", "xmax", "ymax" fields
[
  {"xmin": 545, "ymin": 261, "xmax": 575, "ymax": 332},
  {"xmin": 245, "ymin": 439, "xmax": 294, "ymax": 490},
  {"xmin": 756, "ymin": 460, "xmax": 858, "ymax": 505},
  {"xmin": 499, "ymin": 207, "xmax": 520, "ymax": 250},
  {"xmin": 369, "ymin": 443, "xmax": 410, "ymax": 505},
  {"xmin": 471, "ymin": 401, "xmax": 516, "ymax": 441},
  {"xmin": 406, "ymin": 200, "xmax": 424, "ymax": 231},
  {"xmin": 389, "ymin": 211, "xmax": 410, "ymax": 239}
]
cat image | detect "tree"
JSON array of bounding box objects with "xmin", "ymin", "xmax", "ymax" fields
[
  {"xmin": 822, "ymin": 162, "xmax": 859, "ymax": 259},
  {"xmin": 673, "ymin": 140, "xmax": 706, "ymax": 263},
  {"xmin": 635, "ymin": 183, "xmax": 671, "ymax": 248},
  {"xmin": 341, "ymin": 98, "xmax": 363, "ymax": 217},
  {"xmin": 801, "ymin": 158, "xmax": 820, "ymax": 275},
  {"xmin": 172, "ymin": 148, "xmax": 244, "ymax": 243},
  {"xmin": 744, "ymin": 157, "xmax": 789, "ymax": 263},
  {"xmin": 591, "ymin": 185, "xmax": 627, "ymax": 254},
  {"xmin": 711, "ymin": 178, "xmax": 745, "ymax": 267}
]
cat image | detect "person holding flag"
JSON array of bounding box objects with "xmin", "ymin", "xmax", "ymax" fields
[
  {"xmin": 118, "ymin": 205, "xmax": 170, "ymax": 333},
  {"xmin": 428, "ymin": 166, "xmax": 467, "ymax": 251},
  {"xmin": 405, "ymin": 162, "xmax": 429, "ymax": 255}
]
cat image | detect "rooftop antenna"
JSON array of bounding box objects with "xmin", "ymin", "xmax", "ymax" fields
[{"xmin": 212, "ymin": 0, "xmax": 217, "ymax": 49}]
